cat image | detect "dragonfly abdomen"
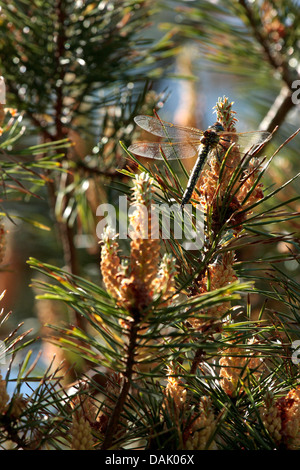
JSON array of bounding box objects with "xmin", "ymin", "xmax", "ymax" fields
[{"xmin": 180, "ymin": 144, "xmax": 211, "ymax": 208}]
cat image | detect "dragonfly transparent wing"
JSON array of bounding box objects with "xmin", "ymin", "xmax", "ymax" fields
[
  {"xmin": 128, "ymin": 141, "xmax": 200, "ymax": 160},
  {"xmin": 134, "ymin": 115, "xmax": 202, "ymax": 141},
  {"xmin": 219, "ymin": 131, "xmax": 271, "ymax": 155}
]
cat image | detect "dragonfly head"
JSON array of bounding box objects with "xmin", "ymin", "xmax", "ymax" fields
[{"xmin": 209, "ymin": 122, "xmax": 225, "ymax": 133}]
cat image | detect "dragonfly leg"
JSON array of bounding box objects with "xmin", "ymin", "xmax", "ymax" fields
[{"xmin": 216, "ymin": 147, "xmax": 221, "ymax": 163}]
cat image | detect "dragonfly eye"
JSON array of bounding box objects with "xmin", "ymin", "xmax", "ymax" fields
[{"xmin": 209, "ymin": 122, "xmax": 225, "ymax": 133}]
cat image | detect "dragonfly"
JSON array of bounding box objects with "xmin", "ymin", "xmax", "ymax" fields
[{"xmin": 128, "ymin": 115, "xmax": 271, "ymax": 208}]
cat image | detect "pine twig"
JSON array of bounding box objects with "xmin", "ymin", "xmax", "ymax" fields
[
  {"xmin": 101, "ymin": 318, "xmax": 139, "ymax": 450},
  {"xmin": 259, "ymin": 85, "xmax": 294, "ymax": 132}
]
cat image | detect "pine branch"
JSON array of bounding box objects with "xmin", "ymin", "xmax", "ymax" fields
[
  {"xmin": 238, "ymin": 0, "xmax": 298, "ymax": 131},
  {"xmin": 238, "ymin": 0, "xmax": 296, "ymax": 86},
  {"xmin": 259, "ymin": 85, "xmax": 294, "ymax": 132},
  {"xmin": 101, "ymin": 317, "xmax": 139, "ymax": 449}
]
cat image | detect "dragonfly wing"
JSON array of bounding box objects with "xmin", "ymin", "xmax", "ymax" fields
[
  {"xmin": 219, "ymin": 131, "xmax": 271, "ymax": 155},
  {"xmin": 134, "ymin": 115, "xmax": 202, "ymax": 141},
  {"xmin": 128, "ymin": 141, "xmax": 200, "ymax": 160}
]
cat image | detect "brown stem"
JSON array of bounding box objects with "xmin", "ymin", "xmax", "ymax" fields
[
  {"xmin": 51, "ymin": 1, "xmax": 80, "ymax": 277},
  {"xmin": 101, "ymin": 318, "xmax": 139, "ymax": 449},
  {"xmin": 259, "ymin": 85, "xmax": 294, "ymax": 133},
  {"xmin": 35, "ymin": 1, "xmax": 82, "ymax": 330},
  {"xmin": 7, "ymin": 3, "xmax": 82, "ymax": 335},
  {"xmin": 190, "ymin": 348, "xmax": 205, "ymax": 375},
  {"xmin": 55, "ymin": 0, "xmax": 67, "ymax": 141},
  {"xmin": 10, "ymin": 79, "xmax": 80, "ymax": 287}
]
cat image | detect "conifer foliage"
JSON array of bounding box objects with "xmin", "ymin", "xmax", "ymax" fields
[{"xmin": 0, "ymin": 0, "xmax": 300, "ymax": 451}]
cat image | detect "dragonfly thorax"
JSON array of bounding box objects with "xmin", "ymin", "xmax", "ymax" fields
[{"xmin": 200, "ymin": 122, "xmax": 224, "ymax": 148}]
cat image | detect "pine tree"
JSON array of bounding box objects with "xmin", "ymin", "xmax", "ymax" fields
[{"xmin": 0, "ymin": 0, "xmax": 300, "ymax": 451}]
